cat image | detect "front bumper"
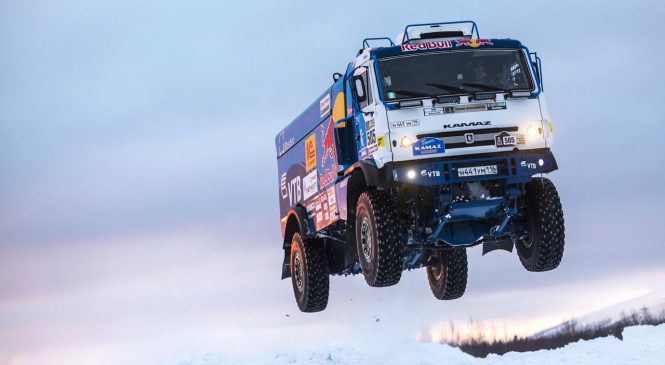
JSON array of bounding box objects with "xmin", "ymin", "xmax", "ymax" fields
[{"xmin": 389, "ymin": 148, "xmax": 557, "ymax": 187}]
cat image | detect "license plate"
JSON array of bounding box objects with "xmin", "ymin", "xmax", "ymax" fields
[{"xmin": 457, "ymin": 165, "xmax": 498, "ymax": 177}]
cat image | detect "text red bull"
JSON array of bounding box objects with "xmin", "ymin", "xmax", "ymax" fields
[{"xmin": 401, "ymin": 40, "xmax": 452, "ymax": 52}]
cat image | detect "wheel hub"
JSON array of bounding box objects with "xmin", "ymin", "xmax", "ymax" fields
[
  {"xmin": 294, "ymin": 252, "xmax": 304, "ymax": 291},
  {"xmin": 360, "ymin": 217, "xmax": 373, "ymax": 262},
  {"xmin": 433, "ymin": 264, "xmax": 444, "ymax": 281}
]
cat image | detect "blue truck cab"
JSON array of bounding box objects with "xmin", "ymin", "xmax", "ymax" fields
[{"xmin": 276, "ymin": 21, "xmax": 565, "ymax": 312}]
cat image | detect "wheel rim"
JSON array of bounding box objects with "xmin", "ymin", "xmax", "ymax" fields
[
  {"xmin": 294, "ymin": 252, "xmax": 304, "ymax": 292},
  {"xmin": 431, "ymin": 255, "xmax": 446, "ymax": 282},
  {"xmin": 432, "ymin": 264, "xmax": 444, "ymax": 281},
  {"xmin": 360, "ymin": 216, "xmax": 373, "ymax": 262},
  {"xmin": 521, "ymin": 233, "xmax": 534, "ymax": 248}
]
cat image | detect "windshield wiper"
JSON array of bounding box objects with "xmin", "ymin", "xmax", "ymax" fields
[
  {"xmin": 425, "ymin": 83, "xmax": 469, "ymax": 95},
  {"xmin": 461, "ymin": 83, "xmax": 504, "ymax": 92}
]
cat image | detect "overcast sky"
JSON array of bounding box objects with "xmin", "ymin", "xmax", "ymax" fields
[{"xmin": 1, "ymin": 0, "xmax": 665, "ymax": 364}]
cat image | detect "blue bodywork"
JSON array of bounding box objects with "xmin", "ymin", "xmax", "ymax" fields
[{"xmin": 276, "ymin": 21, "xmax": 554, "ymax": 270}]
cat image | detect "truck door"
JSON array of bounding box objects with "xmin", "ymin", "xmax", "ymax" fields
[{"xmin": 349, "ymin": 67, "xmax": 376, "ymax": 160}]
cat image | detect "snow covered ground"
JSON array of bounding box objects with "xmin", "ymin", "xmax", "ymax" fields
[
  {"xmin": 175, "ymin": 324, "xmax": 665, "ymax": 365},
  {"xmin": 534, "ymin": 292, "xmax": 665, "ymax": 338}
]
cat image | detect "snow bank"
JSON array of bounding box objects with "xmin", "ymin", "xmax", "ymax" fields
[{"xmin": 177, "ymin": 324, "xmax": 665, "ymax": 365}]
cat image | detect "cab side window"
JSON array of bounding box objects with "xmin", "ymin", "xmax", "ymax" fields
[{"xmin": 353, "ymin": 69, "xmax": 373, "ymax": 110}]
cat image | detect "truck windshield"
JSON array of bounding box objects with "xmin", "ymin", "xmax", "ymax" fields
[{"xmin": 377, "ymin": 49, "xmax": 534, "ymax": 101}]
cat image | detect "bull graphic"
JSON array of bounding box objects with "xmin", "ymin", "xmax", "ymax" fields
[{"xmin": 320, "ymin": 117, "xmax": 335, "ymax": 167}]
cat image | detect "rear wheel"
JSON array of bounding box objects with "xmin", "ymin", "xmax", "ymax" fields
[
  {"xmin": 517, "ymin": 177, "xmax": 565, "ymax": 272},
  {"xmin": 355, "ymin": 190, "xmax": 403, "ymax": 287},
  {"xmin": 426, "ymin": 248, "xmax": 468, "ymax": 300},
  {"xmin": 290, "ymin": 233, "xmax": 329, "ymax": 312}
]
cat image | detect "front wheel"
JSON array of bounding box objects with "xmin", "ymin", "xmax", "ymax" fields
[
  {"xmin": 517, "ymin": 177, "xmax": 565, "ymax": 272},
  {"xmin": 426, "ymin": 248, "xmax": 468, "ymax": 300},
  {"xmin": 290, "ymin": 233, "xmax": 329, "ymax": 312},
  {"xmin": 355, "ymin": 190, "xmax": 403, "ymax": 287}
]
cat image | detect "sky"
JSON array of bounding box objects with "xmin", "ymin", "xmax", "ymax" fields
[{"xmin": 1, "ymin": 0, "xmax": 665, "ymax": 364}]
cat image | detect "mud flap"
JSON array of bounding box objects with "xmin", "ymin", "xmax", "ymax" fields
[
  {"xmin": 482, "ymin": 239, "xmax": 514, "ymax": 255},
  {"xmin": 281, "ymin": 248, "xmax": 291, "ymax": 279}
]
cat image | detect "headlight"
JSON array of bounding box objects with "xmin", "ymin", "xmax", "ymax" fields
[
  {"xmin": 400, "ymin": 136, "xmax": 413, "ymax": 147},
  {"xmin": 526, "ymin": 125, "xmax": 542, "ymax": 138}
]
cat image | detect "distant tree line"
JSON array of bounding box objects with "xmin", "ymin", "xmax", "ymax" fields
[{"xmin": 421, "ymin": 307, "xmax": 665, "ymax": 358}]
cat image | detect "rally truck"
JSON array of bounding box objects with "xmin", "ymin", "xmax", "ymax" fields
[{"xmin": 275, "ymin": 21, "xmax": 565, "ymax": 312}]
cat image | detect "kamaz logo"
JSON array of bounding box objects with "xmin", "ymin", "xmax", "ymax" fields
[{"xmin": 442, "ymin": 121, "xmax": 491, "ymax": 129}]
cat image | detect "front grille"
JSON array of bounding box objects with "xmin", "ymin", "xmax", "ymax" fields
[
  {"xmin": 451, "ymin": 180, "xmax": 506, "ymax": 202},
  {"xmin": 417, "ymin": 127, "xmax": 521, "ymax": 150}
]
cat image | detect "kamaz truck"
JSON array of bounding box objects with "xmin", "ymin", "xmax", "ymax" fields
[{"xmin": 275, "ymin": 21, "xmax": 565, "ymax": 312}]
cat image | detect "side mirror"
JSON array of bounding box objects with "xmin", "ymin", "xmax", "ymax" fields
[{"xmin": 351, "ymin": 75, "xmax": 367, "ymax": 103}]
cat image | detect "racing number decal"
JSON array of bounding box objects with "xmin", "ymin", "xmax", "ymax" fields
[{"xmin": 366, "ymin": 128, "xmax": 376, "ymax": 146}]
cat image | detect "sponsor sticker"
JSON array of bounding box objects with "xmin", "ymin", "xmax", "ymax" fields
[
  {"xmin": 320, "ymin": 118, "xmax": 335, "ymax": 167},
  {"xmin": 280, "ymin": 173, "xmax": 302, "ymax": 206},
  {"xmin": 277, "ymin": 130, "xmax": 295, "ymax": 156},
  {"xmin": 318, "ymin": 168, "xmax": 336, "ymax": 189},
  {"xmin": 303, "ymin": 170, "xmax": 318, "ymax": 200},
  {"xmin": 456, "ymin": 39, "xmax": 494, "ymax": 48},
  {"xmin": 420, "ymin": 169, "xmax": 441, "ymax": 177},
  {"xmin": 424, "ymin": 107, "xmax": 444, "ymax": 116},
  {"xmin": 359, "ymin": 144, "xmax": 378, "ymax": 158},
  {"xmin": 424, "ymin": 102, "xmax": 504, "ymax": 117},
  {"xmin": 520, "ymin": 161, "xmax": 537, "ymax": 170},
  {"xmin": 305, "ymin": 134, "xmax": 317, "ymax": 172},
  {"xmin": 455, "ymin": 104, "xmax": 488, "ymax": 113},
  {"xmin": 401, "ymin": 40, "xmax": 452, "ymax": 52},
  {"xmin": 517, "ymin": 134, "xmax": 526, "ymax": 144},
  {"xmin": 319, "ymin": 94, "xmax": 331, "ymax": 118},
  {"xmin": 487, "ymin": 102, "xmax": 507, "ymax": 111},
  {"xmin": 390, "ymin": 120, "xmax": 420, "ymax": 128},
  {"xmin": 494, "ymin": 131, "xmax": 517, "ymax": 147},
  {"xmin": 327, "ymin": 188, "xmax": 336, "ymax": 206},
  {"xmin": 413, "ymin": 137, "xmax": 445, "ymax": 156},
  {"xmin": 377, "ymin": 136, "xmax": 385, "ymax": 147}
]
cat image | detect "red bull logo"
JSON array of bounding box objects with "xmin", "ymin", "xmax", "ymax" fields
[
  {"xmin": 456, "ymin": 39, "xmax": 493, "ymax": 48},
  {"xmin": 320, "ymin": 117, "xmax": 335, "ymax": 167},
  {"xmin": 401, "ymin": 40, "xmax": 452, "ymax": 52}
]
